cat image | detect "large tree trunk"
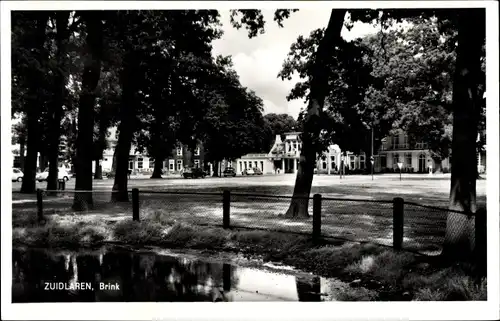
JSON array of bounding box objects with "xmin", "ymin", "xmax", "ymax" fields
[
  {"xmin": 443, "ymin": 9, "xmax": 485, "ymax": 261},
  {"xmin": 94, "ymin": 112, "xmax": 108, "ymax": 180},
  {"xmin": 285, "ymin": 9, "xmax": 347, "ymax": 218},
  {"xmin": 151, "ymin": 156, "xmax": 164, "ymax": 178},
  {"xmin": 47, "ymin": 11, "xmax": 70, "ymax": 191},
  {"xmin": 432, "ymin": 157, "xmax": 443, "ymax": 173},
  {"xmin": 212, "ymin": 160, "xmax": 219, "ymax": 177},
  {"xmin": 296, "ymin": 276, "xmax": 321, "ymax": 301},
  {"xmin": 94, "ymin": 160, "xmax": 103, "ymax": 179},
  {"xmin": 20, "ymin": 13, "xmax": 49, "ymax": 193},
  {"xmin": 19, "ymin": 136, "xmax": 26, "ymax": 172},
  {"xmin": 111, "ymin": 147, "xmax": 118, "ymax": 173},
  {"xmin": 72, "ymin": 13, "xmax": 103, "ymax": 211},
  {"xmin": 111, "ymin": 53, "xmax": 139, "ymax": 202}
]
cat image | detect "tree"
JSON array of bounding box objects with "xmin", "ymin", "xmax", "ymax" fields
[
  {"xmin": 111, "ymin": 10, "xmax": 223, "ymax": 200},
  {"xmin": 46, "ymin": 11, "xmax": 72, "ymax": 191},
  {"xmin": 262, "ymin": 113, "xmax": 298, "ymax": 151},
  {"xmin": 92, "ymin": 69, "xmax": 120, "ymax": 179},
  {"xmin": 234, "ymin": 8, "xmax": 486, "ymax": 257},
  {"xmin": 12, "ymin": 12, "xmax": 51, "ymax": 193},
  {"xmin": 198, "ymin": 57, "xmax": 269, "ymax": 176},
  {"xmin": 443, "ymin": 9, "xmax": 485, "ymax": 260},
  {"xmin": 72, "ymin": 11, "xmax": 104, "ymax": 211},
  {"xmin": 360, "ymin": 18, "xmax": 457, "ymax": 173}
]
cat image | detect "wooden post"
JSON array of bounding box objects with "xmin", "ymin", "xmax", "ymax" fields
[
  {"xmin": 312, "ymin": 194, "xmax": 322, "ymax": 242},
  {"xmin": 223, "ymin": 264, "xmax": 231, "ymax": 292},
  {"xmin": 223, "ymin": 190, "xmax": 230, "ymax": 228},
  {"xmin": 132, "ymin": 188, "xmax": 139, "ymax": 221},
  {"xmin": 393, "ymin": 197, "xmax": 404, "ymax": 250},
  {"xmin": 37, "ymin": 189, "xmax": 44, "ymax": 223}
]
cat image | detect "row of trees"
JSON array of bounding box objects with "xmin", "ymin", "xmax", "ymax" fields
[{"xmin": 12, "ymin": 11, "xmax": 278, "ymax": 207}]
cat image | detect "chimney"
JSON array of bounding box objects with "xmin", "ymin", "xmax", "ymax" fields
[{"xmin": 275, "ymin": 134, "xmax": 282, "ymax": 144}]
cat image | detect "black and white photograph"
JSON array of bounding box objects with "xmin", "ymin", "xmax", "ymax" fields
[{"xmin": 1, "ymin": 1, "xmax": 499, "ymax": 320}]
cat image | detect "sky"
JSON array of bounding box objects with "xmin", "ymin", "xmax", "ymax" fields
[{"xmin": 211, "ymin": 10, "xmax": 379, "ymax": 120}]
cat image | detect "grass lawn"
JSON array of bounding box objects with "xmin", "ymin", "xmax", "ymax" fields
[{"xmin": 12, "ymin": 174, "xmax": 486, "ymax": 254}]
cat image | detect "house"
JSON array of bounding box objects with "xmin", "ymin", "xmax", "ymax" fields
[
  {"xmin": 93, "ymin": 128, "xmax": 205, "ymax": 175},
  {"xmin": 373, "ymin": 131, "xmax": 451, "ymax": 173},
  {"xmin": 232, "ymin": 132, "xmax": 366, "ymax": 175}
]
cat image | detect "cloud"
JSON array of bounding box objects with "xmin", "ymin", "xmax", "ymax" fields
[{"xmin": 212, "ymin": 9, "xmax": 378, "ymax": 120}]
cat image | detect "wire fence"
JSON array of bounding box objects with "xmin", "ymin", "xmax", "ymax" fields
[{"xmin": 15, "ymin": 187, "xmax": 484, "ymax": 256}]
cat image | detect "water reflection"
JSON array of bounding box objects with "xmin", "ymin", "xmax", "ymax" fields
[{"xmin": 12, "ymin": 247, "xmax": 333, "ymax": 302}]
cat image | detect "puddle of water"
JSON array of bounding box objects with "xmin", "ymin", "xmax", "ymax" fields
[{"xmin": 12, "ymin": 246, "xmax": 352, "ymax": 302}]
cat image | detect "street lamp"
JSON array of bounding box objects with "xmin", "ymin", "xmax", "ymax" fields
[
  {"xmin": 397, "ymin": 161, "xmax": 403, "ymax": 181},
  {"xmin": 371, "ymin": 126, "xmax": 374, "ymax": 181}
]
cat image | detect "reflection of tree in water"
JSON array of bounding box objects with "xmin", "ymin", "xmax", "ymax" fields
[
  {"xmin": 295, "ymin": 276, "xmax": 321, "ymax": 302},
  {"xmin": 12, "ymin": 249, "xmax": 73, "ymax": 302},
  {"xmin": 12, "ymin": 248, "xmax": 241, "ymax": 302}
]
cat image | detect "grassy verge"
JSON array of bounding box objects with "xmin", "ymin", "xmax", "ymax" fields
[{"xmin": 13, "ymin": 211, "xmax": 486, "ymax": 301}]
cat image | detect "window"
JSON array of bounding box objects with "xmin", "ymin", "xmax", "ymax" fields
[
  {"xmin": 194, "ymin": 147, "xmax": 200, "ymax": 156},
  {"xmin": 137, "ymin": 158, "xmax": 143, "ymax": 169},
  {"xmin": 330, "ymin": 156, "xmax": 336, "ymax": 169},
  {"xmin": 393, "ymin": 153, "xmax": 399, "ymax": 167},
  {"xmin": 359, "ymin": 155, "xmax": 365, "ymax": 170},
  {"xmin": 244, "ymin": 161, "xmax": 247, "ymax": 170},
  {"xmin": 194, "ymin": 160, "xmax": 200, "ymax": 168},
  {"xmin": 128, "ymin": 160, "xmax": 134, "ymax": 170},
  {"xmin": 392, "ymin": 135, "xmax": 400, "ymax": 149},
  {"xmin": 350, "ymin": 155, "xmax": 355, "ymax": 169},
  {"xmin": 254, "ymin": 161, "xmax": 258, "ymax": 168},
  {"xmin": 405, "ymin": 153, "xmax": 412, "ymax": 167},
  {"xmin": 239, "ymin": 162, "xmax": 242, "ymax": 172},
  {"xmin": 176, "ymin": 160, "xmax": 183, "ymax": 171},
  {"xmin": 260, "ymin": 161, "xmax": 264, "ymax": 171},
  {"xmin": 169, "ymin": 159, "xmax": 174, "ymax": 171},
  {"xmin": 322, "ymin": 161, "xmax": 327, "ymax": 170},
  {"xmin": 380, "ymin": 155, "xmax": 387, "ymax": 168},
  {"xmin": 176, "ymin": 147, "xmax": 182, "ymax": 156}
]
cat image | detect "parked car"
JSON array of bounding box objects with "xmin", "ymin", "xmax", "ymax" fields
[
  {"xmin": 36, "ymin": 168, "xmax": 71, "ymax": 182},
  {"xmin": 223, "ymin": 167, "xmax": 236, "ymax": 177},
  {"xmin": 242, "ymin": 168, "xmax": 255, "ymax": 176},
  {"xmin": 183, "ymin": 167, "xmax": 206, "ymax": 179},
  {"xmin": 252, "ymin": 167, "xmax": 263, "ymax": 175},
  {"xmin": 12, "ymin": 168, "xmax": 24, "ymax": 182}
]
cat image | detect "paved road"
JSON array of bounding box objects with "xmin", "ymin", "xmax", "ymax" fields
[{"xmin": 12, "ymin": 173, "xmax": 487, "ymax": 204}]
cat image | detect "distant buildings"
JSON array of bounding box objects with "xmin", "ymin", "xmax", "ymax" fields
[
  {"xmin": 12, "ymin": 127, "xmax": 486, "ymax": 176},
  {"xmin": 232, "ymin": 130, "xmax": 486, "ymax": 175},
  {"xmin": 373, "ymin": 131, "xmax": 451, "ymax": 173},
  {"xmin": 231, "ymin": 132, "xmax": 365, "ymax": 175},
  {"xmin": 95, "ymin": 128, "xmax": 205, "ymax": 175}
]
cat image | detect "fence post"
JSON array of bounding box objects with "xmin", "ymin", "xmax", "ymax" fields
[
  {"xmin": 312, "ymin": 194, "xmax": 322, "ymax": 242},
  {"xmin": 223, "ymin": 190, "xmax": 230, "ymax": 229},
  {"xmin": 132, "ymin": 188, "xmax": 140, "ymax": 221},
  {"xmin": 37, "ymin": 189, "xmax": 44, "ymax": 223},
  {"xmin": 393, "ymin": 197, "xmax": 404, "ymax": 250}
]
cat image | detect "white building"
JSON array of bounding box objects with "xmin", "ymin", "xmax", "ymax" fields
[
  {"xmin": 232, "ymin": 132, "xmax": 366, "ymax": 175},
  {"xmin": 374, "ymin": 131, "xmax": 452, "ymax": 173}
]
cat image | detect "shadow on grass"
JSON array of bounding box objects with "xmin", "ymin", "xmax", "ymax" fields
[
  {"xmin": 13, "ymin": 211, "xmax": 487, "ymax": 301},
  {"xmin": 13, "ymin": 191, "xmax": 456, "ymax": 254}
]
